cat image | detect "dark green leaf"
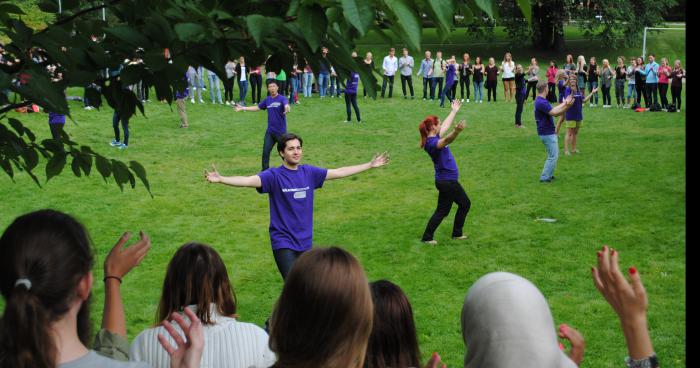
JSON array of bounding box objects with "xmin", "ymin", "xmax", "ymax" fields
[
  {"xmin": 0, "ymin": 70, "xmax": 10, "ymax": 91},
  {"xmin": 10, "ymin": 67, "xmax": 69, "ymax": 115},
  {"xmin": 78, "ymin": 151, "xmax": 92, "ymax": 176},
  {"xmin": 474, "ymin": 0, "xmax": 497, "ymax": 19},
  {"xmin": 129, "ymin": 160, "xmax": 152, "ymax": 196},
  {"xmin": 286, "ymin": 0, "xmax": 301, "ymax": 17},
  {"xmin": 95, "ymin": 155, "xmax": 112, "ymax": 182},
  {"xmin": 0, "ymin": 3, "xmax": 25, "ymax": 15},
  {"xmin": 71, "ymin": 154, "xmax": 82, "ymax": 177},
  {"xmin": 112, "ymin": 159, "xmax": 130, "ymax": 191},
  {"xmin": 46, "ymin": 152, "xmax": 67, "ymax": 182},
  {"xmin": 0, "ymin": 158, "xmax": 13, "ymax": 179},
  {"xmin": 105, "ymin": 26, "xmax": 151, "ymax": 47},
  {"xmin": 245, "ymin": 15, "xmax": 284, "ymax": 48},
  {"xmin": 341, "ymin": 0, "xmax": 374, "ymax": 36},
  {"xmin": 298, "ymin": 5, "xmax": 327, "ymax": 52},
  {"xmin": 427, "ymin": 0, "xmax": 454, "ymax": 37},
  {"xmin": 37, "ymin": 0, "xmax": 58, "ymax": 13},
  {"xmin": 384, "ymin": 0, "xmax": 422, "ymax": 51},
  {"xmin": 174, "ymin": 23, "xmax": 206, "ymax": 43},
  {"xmin": 516, "ymin": 0, "xmax": 532, "ymax": 24},
  {"xmin": 21, "ymin": 146, "xmax": 39, "ymax": 171}
]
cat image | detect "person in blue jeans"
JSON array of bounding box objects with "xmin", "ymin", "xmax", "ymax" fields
[
  {"xmin": 533, "ymin": 81, "xmax": 574, "ymax": 182},
  {"xmin": 318, "ymin": 47, "xmax": 331, "ymax": 98},
  {"xmin": 640, "ymin": 54, "xmax": 660, "ymax": 108},
  {"xmin": 206, "ymin": 68, "xmax": 223, "ymax": 104}
]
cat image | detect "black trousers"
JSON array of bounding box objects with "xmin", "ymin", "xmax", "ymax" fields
[
  {"xmin": 515, "ymin": 90, "xmax": 525, "ymax": 125},
  {"xmin": 460, "ymin": 76, "xmax": 471, "ymax": 99},
  {"xmin": 345, "ymin": 93, "xmax": 361, "ymax": 121},
  {"xmin": 486, "ymin": 80, "xmax": 497, "ymax": 101},
  {"xmin": 601, "ymin": 85, "xmax": 612, "ymax": 105},
  {"xmin": 273, "ymin": 248, "xmax": 304, "ymax": 280},
  {"xmin": 671, "ymin": 85, "xmax": 682, "ymax": 110},
  {"xmin": 421, "ymin": 180, "xmax": 471, "ymax": 241},
  {"xmin": 381, "ymin": 75, "xmax": 395, "ymax": 97},
  {"xmin": 250, "ymin": 74, "xmax": 263, "ymax": 103},
  {"xmin": 431, "ymin": 77, "xmax": 444, "ymax": 100},
  {"xmin": 112, "ymin": 111, "xmax": 129, "ymax": 145},
  {"xmin": 659, "ymin": 83, "xmax": 669, "ymax": 108},
  {"xmin": 645, "ymin": 83, "xmax": 658, "ymax": 108},
  {"xmin": 401, "ymin": 75, "xmax": 414, "ymax": 97},
  {"xmin": 526, "ymin": 81, "xmax": 538, "ymax": 100},
  {"xmin": 636, "ymin": 83, "xmax": 647, "ymax": 106},
  {"xmin": 547, "ymin": 82, "xmax": 557, "ymax": 102},
  {"xmin": 423, "ymin": 77, "xmax": 432, "ymax": 99},
  {"xmin": 49, "ymin": 123, "xmax": 64, "ymax": 140},
  {"xmin": 224, "ymin": 77, "xmax": 235, "ymax": 102}
]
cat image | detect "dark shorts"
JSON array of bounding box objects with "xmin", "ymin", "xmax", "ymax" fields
[{"xmin": 502, "ymin": 77, "xmax": 515, "ymax": 81}]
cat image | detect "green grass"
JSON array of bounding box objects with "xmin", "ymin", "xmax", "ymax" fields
[{"xmin": 0, "ymin": 23, "xmax": 686, "ymax": 367}]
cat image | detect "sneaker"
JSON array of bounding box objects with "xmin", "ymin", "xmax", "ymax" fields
[
  {"xmin": 423, "ymin": 98, "xmax": 427, "ymax": 100},
  {"xmin": 422, "ymin": 240, "xmax": 438, "ymax": 245},
  {"xmin": 540, "ymin": 178, "xmax": 552, "ymax": 183},
  {"xmin": 466, "ymin": 99, "xmax": 470, "ymax": 102},
  {"xmin": 589, "ymin": 103, "xmax": 594, "ymax": 107},
  {"xmin": 343, "ymin": 120, "xmax": 351, "ymax": 123},
  {"xmin": 179, "ymin": 124, "xmax": 188, "ymax": 128},
  {"xmin": 461, "ymin": 99, "xmax": 465, "ymax": 102},
  {"xmin": 452, "ymin": 235, "xmax": 468, "ymax": 240},
  {"xmin": 110, "ymin": 139, "xmax": 121, "ymax": 147},
  {"xmin": 199, "ymin": 99, "xmax": 205, "ymax": 103},
  {"xmin": 190, "ymin": 99, "xmax": 195, "ymax": 104},
  {"xmin": 573, "ymin": 149, "xmax": 580, "ymax": 154},
  {"xmin": 564, "ymin": 151, "xmax": 571, "ymax": 156},
  {"xmin": 118, "ymin": 143, "xmax": 128, "ymax": 150},
  {"xmin": 480, "ymin": 100, "xmax": 483, "ymax": 103}
]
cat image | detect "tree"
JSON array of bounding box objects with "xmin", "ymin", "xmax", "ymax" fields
[{"xmin": 0, "ymin": 0, "xmax": 531, "ymax": 192}]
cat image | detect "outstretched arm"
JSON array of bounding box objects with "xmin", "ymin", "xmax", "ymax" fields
[
  {"xmin": 204, "ymin": 164, "xmax": 261, "ymax": 188},
  {"xmin": 438, "ymin": 99, "xmax": 462, "ymax": 137},
  {"xmin": 437, "ymin": 120, "xmax": 466, "ymax": 149},
  {"xmin": 235, "ymin": 104, "xmax": 261, "ymax": 112},
  {"xmin": 583, "ymin": 87, "xmax": 599, "ymax": 103},
  {"xmin": 548, "ymin": 95, "xmax": 574, "ymax": 117},
  {"xmin": 326, "ymin": 152, "xmax": 389, "ymax": 180}
]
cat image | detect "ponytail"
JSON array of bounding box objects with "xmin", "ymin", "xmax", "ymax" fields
[
  {"xmin": 418, "ymin": 116, "xmax": 438, "ymax": 148},
  {"xmin": 1, "ymin": 288, "xmax": 55, "ymax": 368}
]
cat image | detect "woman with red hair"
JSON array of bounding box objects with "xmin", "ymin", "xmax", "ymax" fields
[{"xmin": 418, "ymin": 100, "xmax": 471, "ymax": 245}]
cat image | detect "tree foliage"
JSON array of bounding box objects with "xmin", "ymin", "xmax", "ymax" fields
[{"xmin": 0, "ymin": 0, "xmax": 532, "ymax": 192}]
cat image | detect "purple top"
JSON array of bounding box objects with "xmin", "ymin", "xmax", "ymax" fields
[
  {"xmin": 257, "ymin": 165, "xmax": 328, "ymax": 251},
  {"xmin": 563, "ymin": 87, "xmax": 583, "ymax": 121},
  {"xmin": 424, "ymin": 135, "xmax": 459, "ymax": 181},
  {"xmin": 557, "ymin": 80, "xmax": 566, "ymax": 103},
  {"xmin": 49, "ymin": 112, "xmax": 65, "ymax": 124},
  {"xmin": 345, "ymin": 72, "xmax": 359, "ymax": 94},
  {"xmin": 175, "ymin": 74, "xmax": 189, "ymax": 99},
  {"xmin": 534, "ymin": 96, "xmax": 555, "ymax": 136},
  {"xmin": 445, "ymin": 64, "xmax": 457, "ymax": 86},
  {"xmin": 258, "ymin": 94, "xmax": 289, "ymax": 135}
]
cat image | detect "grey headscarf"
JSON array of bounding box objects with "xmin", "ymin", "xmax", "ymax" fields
[{"xmin": 461, "ymin": 272, "xmax": 578, "ymax": 368}]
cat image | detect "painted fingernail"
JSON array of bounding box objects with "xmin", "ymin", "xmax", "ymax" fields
[
  {"xmin": 432, "ymin": 352, "xmax": 438, "ymax": 358},
  {"xmin": 597, "ymin": 251, "xmax": 602, "ymax": 258},
  {"xmin": 629, "ymin": 266, "xmax": 637, "ymax": 275},
  {"xmin": 611, "ymin": 249, "xmax": 617, "ymax": 256},
  {"xmin": 559, "ymin": 342, "xmax": 565, "ymax": 350}
]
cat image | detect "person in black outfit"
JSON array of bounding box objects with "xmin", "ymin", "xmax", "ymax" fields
[
  {"xmin": 458, "ymin": 54, "xmax": 472, "ymax": 102},
  {"xmin": 514, "ymin": 65, "xmax": 526, "ymax": 128}
]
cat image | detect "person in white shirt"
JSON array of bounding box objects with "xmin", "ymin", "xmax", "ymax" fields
[
  {"xmin": 130, "ymin": 242, "xmax": 275, "ymax": 368},
  {"xmin": 381, "ymin": 48, "xmax": 398, "ymax": 98},
  {"xmin": 399, "ymin": 48, "xmax": 415, "ymax": 99}
]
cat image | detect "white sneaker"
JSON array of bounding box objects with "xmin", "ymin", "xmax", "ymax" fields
[
  {"xmin": 199, "ymin": 99, "xmax": 205, "ymax": 103},
  {"xmin": 190, "ymin": 99, "xmax": 195, "ymax": 104},
  {"xmin": 466, "ymin": 99, "xmax": 470, "ymax": 102},
  {"xmin": 461, "ymin": 99, "xmax": 465, "ymax": 102},
  {"xmin": 589, "ymin": 103, "xmax": 594, "ymax": 107}
]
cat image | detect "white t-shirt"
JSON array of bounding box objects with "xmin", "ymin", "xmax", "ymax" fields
[
  {"xmin": 240, "ymin": 66, "xmax": 247, "ymax": 81},
  {"xmin": 502, "ymin": 61, "xmax": 515, "ymax": 78},
  {"xmin": 383, "ymin": 56, "xmax": 398, "ymax": 76}
]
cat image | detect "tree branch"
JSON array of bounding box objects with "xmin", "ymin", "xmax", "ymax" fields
[
  {"xmin": 0, "ymin": 101, "xmax": 32, "ymax": 115},
  {"xmin": 37, "ymin": 0, "xmax": 127, "ymax": 35}
]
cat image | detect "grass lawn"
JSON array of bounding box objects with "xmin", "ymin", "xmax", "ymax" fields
[{"xmin": 0, "ymin": 26, "xmax": 685, "ymax": 368}]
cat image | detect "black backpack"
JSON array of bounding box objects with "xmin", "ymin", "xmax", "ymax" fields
[
  {"xmin": 649, "ymin": 103, "xmax": 662, "ymax": 112},
  {"xmin": 667, "ymin": 104, "xmax": 676, "ymax": 112}
]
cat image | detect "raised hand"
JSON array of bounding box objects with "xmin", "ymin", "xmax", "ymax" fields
[
  {"xmin": 454, "ymin": 120, "xmax": 466, "ymax": 132},
  {"xmin": 204, "ymin": 164, "xmax": 222, "ymax": 183},
  {"xmin": 558, "ymin": 323, "xmax": 585, "ymax": 366},
  {"xmin": 105, "ymin": 231, "xmax": 151, "ymax": 279},
  {"xmin": 157, "ymin": 307, "xmax": 205, "ymax": 368},
  {"xmin": 591, "ymin": 245, "xmax": 648, "ymax": 324},
  {"xmin": 370, "ymin": 152, "xmax": 390, "ymax": 168},
  {"xmin": 424, "ymin": 352, "xmax": 446, "ymax": 368},
  {"xmin": 450, "ymin": 99, "xmax": 462, "ymax": 112}
]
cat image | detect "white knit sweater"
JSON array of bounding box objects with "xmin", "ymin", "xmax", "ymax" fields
[{"xmin": 130, "ymin": 305, "xmax": 276, "ymax": 368}]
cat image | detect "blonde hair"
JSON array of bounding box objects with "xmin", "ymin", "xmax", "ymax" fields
[{"xmin": 269, "ymin": 247, "xmax": 373, "ymax": 368}]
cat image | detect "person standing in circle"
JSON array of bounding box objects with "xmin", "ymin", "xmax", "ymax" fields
[
  {"xmin": 235, "ymin": 80, "xmax": 290, "ymax": 171},
  {"xmin": 419, "ymin": 100, "xmax": 471, "ymax": 245},
  {"xmin": 204, "ymin": 133, "xmax": 389, "ymax": 279}
]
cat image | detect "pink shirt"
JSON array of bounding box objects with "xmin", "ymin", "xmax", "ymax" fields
[
  {"xmin": 658, "ymin": 66, "xmax": 671, "ymax": 84},
  {"xmin": 546, "ymin": 67, "xmax": 558, "ymax": 83}
]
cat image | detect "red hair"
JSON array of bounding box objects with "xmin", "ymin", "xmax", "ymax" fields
[{"xmin": 418, "ymin": 115, "xmax": 439, "ymax": 148}]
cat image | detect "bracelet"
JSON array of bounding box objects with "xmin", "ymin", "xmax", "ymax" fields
[
  {"xmin": 103, "ymin": 276, "xmax": 123, "ymax": 284},
  {"xmin": 625, "ymin": 354, "xmax": 659, "ymax": 368}
]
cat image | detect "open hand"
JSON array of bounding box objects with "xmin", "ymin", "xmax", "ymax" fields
[
  {"xmin": 558, "ymin": 323, "xmax": 585, "ymax": 366},
  {"xmin": 157, "ymin": 308, "xmax": 204, "ymax": 368},
  {"xmin": 451, "ymin": 99, "xmax": 462, "ymax": 112},
  {"xmin": 204, "ymin": 164, "xmax": 222, "ymax": 183},
  {"xmin": 370, "ymin": 152, "xmax": 390, "ymax": 168},
  {"xmin": 234, "ymin": 105, "xmax": 244, "ymax": 112},
  {"xmin": 104, "ymin": 231, "xmax": 151, "ymax": 279},
  {"xmin": 454, "ymin": 119, "xmax": 466, "ymax": 132}
]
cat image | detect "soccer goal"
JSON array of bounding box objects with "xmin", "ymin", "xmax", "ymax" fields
[{"xmin": 642, "ymin": 26, "xmax": 686, "ymax": 59}]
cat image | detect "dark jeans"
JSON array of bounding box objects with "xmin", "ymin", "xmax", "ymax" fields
[
  {"xmin": 636, "ymin": 82, "xmax": 647, "ymax": 106},
  {"xmin": 526, "ymin": 81, "xmax": 538, "ymax": 100},
  {"xmin": 112, "ymin": 111, "xmax": 129, "ymax": 145},
  {"xmin": 615, "ymin": 79, "xmax": 625, "ymax": 105},
  {"xmin": 659, "ymin": 83, "xmax": 669, "ymax": 108},
  {"xmin": 646, "ymin": 83, "xmax": 658, "ymax": 108},
  {"xmin": 547, "ymin": 82, "xmax": 557, "ymax": 102},
  {"xmin": 421, "ymin": 180, "xmax": 471, "ymax": 241},
  {"xmin": 515, "ymin": 90, "xmax": 525, "ymax": 125},
  {"xmin": 238, "ymin": 80, "xmax": 248, "ymax": 103},
  {"xmin": 250, "ymin": 74, "xmax": 263, "ymax": 104},
  {"xmin": 262, "ymin": 131, "xmax": 282, "ymax": 171},
  {"xmin": 423, "ymin": 77, "xmax": 432, "ymax": 99},
  {"xmin": 345, "ymin": 93, "xmax": 361, "ymax": 122},
  {"xmin": 460, "ymin": 76, "xmax": 471, "ymax": 99},
  {"xmin": 224, "ymin": 77, "xmax": 235, "ymax": 102},
  {"xmin": 587, "ymin": 80, "xmax": 599, "ymax": 104},
  {"xmin": 381, "ymin": 75, "xmax": 395, "ymax": 97},
  {"xmin": 273, "ymin": 248, "xmax": 304, "ymax": 280},
  {"xmin": 49, "ymin": 123, "xmax": 64, "ymax": 140},
  {"xmin": 671, "ymin": 85, "xmax": 682, "ymax": 110},
  {"xmin": 486, "ymin": 80, "xmax": 497, "ymax": 101},
  {"xmin": 431, "ymin": 77, "xmax": 444, "ymax": 101},
  {"xmin": 601, "ymin": 85, "xmax": 611, "ymax": 105},
  {"xmin": 400, "ymin": 75, "xmax": 414, "ymax": 97},
  {"xmin": 330, "ymin": 76, "xmax": 341, "ymax": 97}
]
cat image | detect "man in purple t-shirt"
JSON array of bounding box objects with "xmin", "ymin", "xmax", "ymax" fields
[
  {"xmin": 204, "ymin": 133, "xmax": 389, "ymax": 279},
  {"xmin": 533, "ymin": 80, "xmax": 574, "ymax": 182},
  {"xmin": 235, "ymin": 80, "xmax": 291, "ymax": 170}
]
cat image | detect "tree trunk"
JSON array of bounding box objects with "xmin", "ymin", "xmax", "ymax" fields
[{"xmin": 531, "ymin": 0, "xmax": 566, "ymax": 51}]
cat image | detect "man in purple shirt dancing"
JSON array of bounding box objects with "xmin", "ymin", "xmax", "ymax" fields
[{"xmin": 204, "ymin": 133, "xmax": 389, "ymax": 279}]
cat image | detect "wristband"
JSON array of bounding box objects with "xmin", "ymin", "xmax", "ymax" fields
[
  {"xmin": 625, "ymin": 354, "xmax": 659, "ymax": 368},
  {"xmin": 103, "ymin": 276, "xmax": 123, "ymax": 284}
]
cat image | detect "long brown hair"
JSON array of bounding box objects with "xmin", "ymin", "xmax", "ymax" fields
[
  {"xmin": 418, "ymin": 115, "xmax": 439, "ymax": 148},
  {"xmin": 157, "ymin": 242, "xmax": 237, "ymax": 325},
  {"xmin": 364, "ymin": 280, "xmax": 421, "ymax": 368},
  {"xmin": 0, "ymin": 210, "xmax": 93, "ymax": 368},
  {"xmin": 269, "ymin": 247, "xmax": 373, "ymax": 368}
]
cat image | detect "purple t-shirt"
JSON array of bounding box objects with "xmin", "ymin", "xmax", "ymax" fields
[
  {"xmin": 557, "ymin": 80, "xmax": 566, "ymax": 103},
  {"xmin": 258, "ymin": 94, "xmax": 289, "ymax": 136},
  {"xmin": 534, "ymin": 96, "xmax": 555, "ymax": 136},
  {"xmin": 49, "ymin": 112, "xmax": 65, "ymax": 124},
  {"xmin": 345, "ymin": 72, "xmax": 359, "ymax": 94},
  {"xmin": 445, "ymin": 64, "xmax": 457, "ymax": 87},
  {"xmin": 563, "ymin": 87, "xmax": 583, "ymax": 121},
  {"xmin": 424, "ymin": 135, "xmax": 459, "ymax": 181},
  {"xmin": 257, "ymin": 164, "xmax": 328, "ymax": 251}
]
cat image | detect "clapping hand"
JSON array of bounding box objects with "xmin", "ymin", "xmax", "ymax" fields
[{"xmin": 454, "ymin": 119, "xmax": 466, "ymax": 132}]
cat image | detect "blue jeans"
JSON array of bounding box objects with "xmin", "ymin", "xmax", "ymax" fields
[
  {"xmin": 303, "ymin": 73, "xmax": 313, "ymax": 97},
  {"xmin": 577, "ymin": 75, "xmax": 586, "ymax": 90},
  {"xmin": 273, "ymin": 248, "xmax": 304, "ymax": 280},
  {"xmin": 208, "ymin": 74, "xmax": 222, "ymax": 103},
  {"xmin": 473, "ymin": 81, "xmax": 484, "ymax": 102},
  {"xmin": 238, "ymin": 80, "xmax": 248, "ymax": 102},
  {"xmin": 330, "ymin": 76, "xmax": 341, "ymax": 97},
  {"xmin": 439, "ymin": 81, "xmax": 455, "ymax": 107},
  {"xmin": 587, "ymin": 80, "xmax": 598, "ymax": 104},
  {"xmin": 262, "ymin": 131, "xmax": 282, "ymax": 171},
  {"xmin": 539, "ymin": 134, "xmax": 558, "ymax": 181},
  {"xmin": 627, "ymin": 84, "xmax": 637, "ymax": 99},
  {"xmin": 289, "ymin": 77, "xmax": 299, "ymax": 102},
  {"xmin": 318, "ymin": 73, "xmax": 329, "ymax": 97},
  {"xmin": 197, "ymin": 67, "xmax": 205, "ymax": 89}
]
